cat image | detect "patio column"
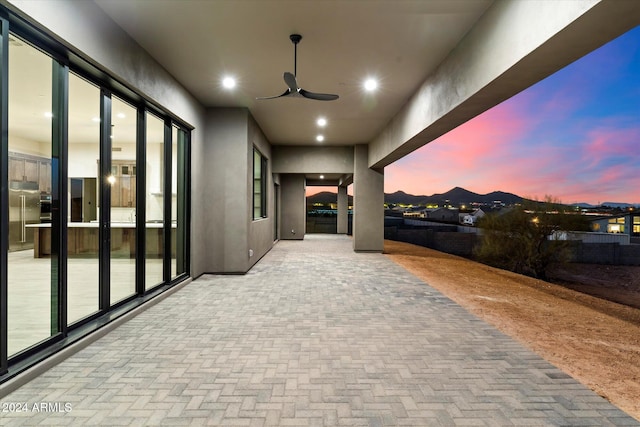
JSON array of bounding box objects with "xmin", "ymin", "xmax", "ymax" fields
[
  {"xmin": 337, "ymin": 185, "xmax": 348, "ymax": 234},
  {"xmin": 353, "ymin": 144, "xmax": 383, "ymax": 252}
]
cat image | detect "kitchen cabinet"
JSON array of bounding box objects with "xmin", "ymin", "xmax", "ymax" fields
[
  {"xmin": 9, "ymin": 153, "xmax": 52, "ymax": 193},
  {"xmin": 9, "ymin": 157, "xmax": 23, "ymax": 182},
  {"xmin": 111, "ymin": 160, "xmax": 136, "ymax": 207},
  {"xmin": 9, "ymin": 156, "xmax": 38, "ymax": 183},
  {"xmin": 38, "ymin": 160, "xmax": 51, "ymax": 193},
  {"xmin": 24, "ymin": 159, "xmax": 39, "ymax": 183}
]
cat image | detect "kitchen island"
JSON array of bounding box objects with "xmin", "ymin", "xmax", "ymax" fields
[{"xmin": 26, "ymin": 222, "xmax": 174, "ymax": 258}]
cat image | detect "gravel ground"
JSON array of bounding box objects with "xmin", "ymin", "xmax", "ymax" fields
[{"xmin": 384, "ymin": 240, "xmax": 640, "ymax": 421}]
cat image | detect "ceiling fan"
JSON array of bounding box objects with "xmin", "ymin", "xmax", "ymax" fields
[{"xmin": 256, "ymin": 34, "xmax": 339, "ymax": 101}]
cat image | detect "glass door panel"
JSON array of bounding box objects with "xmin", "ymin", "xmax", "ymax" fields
[
  {"xmin": 171, "ymin": 126, "xmax": 177, "ymax": 278},
  {"xmin": 67, "ymin": 73, "xmax": 101, "ymax": 324},
  {"xmin": 7, "ymin": 36, "xmax": 54, "ymax": 355},
  {"xmin": 145, "ymin": 113, "xmax": 164, "ymax": 289},
  {"xmin": 171, "ymin": 125, "xmax": 187, "ymax": 279},
  {"xmin": 109, "ymin": 96, "xmax": 137, "ymax": 304}
]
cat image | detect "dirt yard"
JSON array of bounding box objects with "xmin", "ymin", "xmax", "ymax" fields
[{"xmin": 383, "ymin": 240, "xmax": 640, "ymax": 421}]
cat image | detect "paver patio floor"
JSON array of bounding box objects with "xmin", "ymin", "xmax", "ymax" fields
[{"xmin": 0, "ymin": 234, "xmax": 637, "ymax": 426}]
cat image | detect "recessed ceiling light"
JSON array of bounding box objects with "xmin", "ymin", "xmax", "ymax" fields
[
  {"xmin": 316, "ymin": 135, "xmax": 324, "ymax": 142},
  {"xmin": 364, "ymin": 78, "xmax": 378, "ymax": 92},
  {"xmin": 222, "ymin": 76, "xmax": 236, "ymax": 89},
  {"xmin": 316, "ymin": 117, "xmax": 327, "ymax": 127},
  {"xmin": 320, "ymin": 175, "xmax": 324, "ymax": 179}
]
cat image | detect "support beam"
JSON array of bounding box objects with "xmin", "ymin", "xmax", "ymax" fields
[
  {"xmin": 353, "ymin": 145, "xmax": 383, "ymax": 252},
  {"xmin": 280, "ymin": 174, "xmax": 305, "ymax": 240},
  {"xmin": 337, "ymin": 186, "xmax": 348, "ymax": 234},
  {"xmin": 368, "ymin": 0, "xmax": 640, "ymax": 169}
]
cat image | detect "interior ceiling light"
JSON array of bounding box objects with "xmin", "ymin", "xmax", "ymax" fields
[
  {"xmin": 317, "ymin": 117, "xmax": 327, "ymax": 127},
  {"xmin": 364, "ymin": 78, "xmax": 378, "ymax": 92},
  {"xmin": 116, "ymin": 113, "xmax": 126, "ymax": 119},
  {"xmin": 316, "ymin": 135, "xmax": 325, "ymax": 142},
  {"xmin": 44, "ymin": 112, "xmax": 53, "ymax": 118},
  {"xmin": 320, "ymin": 175, "xmax": 324, "ymax": 179},
  {"xmin": 222, "ymin": 76, "xmax": 236, "ymax": 89}
]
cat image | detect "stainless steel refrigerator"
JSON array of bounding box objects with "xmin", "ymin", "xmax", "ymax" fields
[{"xmin": 9, "ymin": 181, "xmax": 40, "ymax": 251}]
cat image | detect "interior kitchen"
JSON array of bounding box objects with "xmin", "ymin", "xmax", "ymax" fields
[{"xmin": 6, "ymin": 34, "xmax": 181, "ymax": 358}]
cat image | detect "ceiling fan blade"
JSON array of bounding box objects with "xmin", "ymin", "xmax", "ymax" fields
[
  {"xmin": 255, "ymin": 88, "xmax": 293, "ymax": 100},
  {"xmin": 299, "ymin": 88, "xmax": 339, "ymax": 101},
  {"xmin": 283, "ymin": 72, "xmax": 299, "ymax": 92},
  {"xmin": 258, "ymin": 35, "xmax": 340, "ymax": 101}
]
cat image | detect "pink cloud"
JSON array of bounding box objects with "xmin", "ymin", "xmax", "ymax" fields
[
  {"xmin": 386, "ymin": 97, "xmax": 535, "ymax": 195},
  {"xmin": 582, "ymin": 126, "xmax": 639, "ymax": 160},
  {"xmin": 385, "ymin": 89, "xmax": 640, "ymax": 205},
  {"xmin": 383, "ymin": 26, "xmax": 640, "ymax": 206}
]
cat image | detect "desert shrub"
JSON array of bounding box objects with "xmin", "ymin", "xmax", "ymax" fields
[{"xmin": 474, "ymin": 197, "xmax": 589, "ymax": 279}]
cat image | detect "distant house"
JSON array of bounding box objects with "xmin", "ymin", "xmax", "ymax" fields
[
  {"xmin": 403, "ymin": 207, "xmax": 450, "ymax": 220},
  {"xmin": 590, "ymin": 212, "xmax": 640, "ymax": 236},
  {"xmin": 459, "ymin": 208, "xmax": 486, "ymax": 226},
  {"xmin": 401, "ymin": 206, "xmax": 424, "ymax": 217},
  {"xmin": 420, "ymin": 207, "xmax": 459, "ymax": 223}
]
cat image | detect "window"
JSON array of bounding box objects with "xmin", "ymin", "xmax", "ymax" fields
[{"xmin": 253, "ymin": 148, "xmax": 267, "ymax": 219}]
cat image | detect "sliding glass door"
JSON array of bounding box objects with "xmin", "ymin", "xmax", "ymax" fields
[
  {"xmin": 145, "ymin": 113, "xmax": 165, "ymax": 289},
  {"xmin": 6, "ymin": 35, "xmax": 55, "ymax": 356},
  {"xmin": 171, "ymin": 125, "xmax": 188, "ymax": 280},
  {"xmin": 67, "ymin": 72, "xmax": 100, "ymax": 325},
  {"xmin": 109, "ymin": 96, "xmax": 137, "ymax": 305},
  {"xmin": 0, "ymin": 19, "xmax": 190, "ymax": 378}
]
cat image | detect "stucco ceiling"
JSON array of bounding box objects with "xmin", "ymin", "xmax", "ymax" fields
[{"xmin": 94, "ymin": 0, "xmax": 494, "ymax": 147}]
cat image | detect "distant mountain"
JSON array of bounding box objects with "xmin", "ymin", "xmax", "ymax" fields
[
  {"xmin": 384, "ymin": 190, "xmax": 430, "ymax": 205},
  {"xmin": 601, "ymin": 202, "xmax": 639, "ymax": 209},
  {"xmin": 389, "ymin": 186, "xmax": 523, "ymax": 206},
  {"xmin": 307, "ymin": 191, "xmax": 352, "ymax": 205},
  {"xmin": 307, "ymin": 187, "xmax": 523, "ymax": 206},
  {"xmin": 569, "ymin": 202, "xmax": 638, "ymax": 209},
  {"xmin": 307, "ymin": 188, "xmax": 637, "ymax": 209}
]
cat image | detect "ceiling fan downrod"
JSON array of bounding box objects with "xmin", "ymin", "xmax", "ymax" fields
[{"xmin": 290, "ymin": 34, "xmax": 302, "ymax": 77}]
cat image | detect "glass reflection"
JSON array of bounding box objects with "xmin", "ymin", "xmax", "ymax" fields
[
  {"xmin": 7, "ymin": 36, "xmax": 54, "ymax": 355},
  {"xmin": 109, "ymin": 96, "xmax": 137, "ymax": 304},
  {"xmin": 67, "ymin": 73, "xmax": 100, "ymax": 324},
  {"xmin": 145, "ymin": 113, "xmax": 164, "ymax": 289}
]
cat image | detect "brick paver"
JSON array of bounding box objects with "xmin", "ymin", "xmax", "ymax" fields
[{"xmin": 0, "ymin": 235, "xmax": 637, "ymax": 426}]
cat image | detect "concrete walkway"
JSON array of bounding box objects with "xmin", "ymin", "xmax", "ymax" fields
[{"xmin": 0, "ymin": 235, "xmax": 637, "ymax": 426}]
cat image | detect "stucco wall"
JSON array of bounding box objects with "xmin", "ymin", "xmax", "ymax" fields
[
  {"xmin": 280, "ymin": 174, "xmax": 306, "ymax": 240},
  {"xmin": 205, "ymin": 108, "xmax": 250, "ymax": 273},
  {"xmin": 352, "ymin": 145, "xmax": 384, "ymax": 252},
  {"xmin": 272, "ymin": 146, "xmax": 354, "ymax": 174},
  {"xmin": 248, "ymin": 115, "xmax": 275, "ymax": 268}
]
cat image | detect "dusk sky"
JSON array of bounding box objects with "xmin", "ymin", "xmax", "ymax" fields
[
  {"xmin": 384, "ymin": 25, "xmax": 640, "ymax": 206},
  {"xmin": 309, "ymin": 25, "xmax": 639, "ymax": 206}
]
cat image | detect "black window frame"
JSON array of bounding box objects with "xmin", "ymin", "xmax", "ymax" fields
[
  {"xmin": 0, "ymin": 4, "xmax": 192, "ymax": 383},
  {"xmin": 253, "ymin": 148, "xmax": 267, "ymax": 220}
]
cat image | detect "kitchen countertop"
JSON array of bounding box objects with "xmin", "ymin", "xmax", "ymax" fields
[{"xmin": 25, "ymin": 222, "xmax": 174, "ymax": 228}]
